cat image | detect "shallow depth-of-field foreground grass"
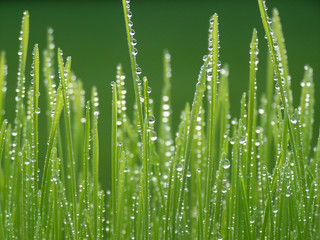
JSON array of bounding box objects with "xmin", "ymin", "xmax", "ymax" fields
[{"xmin": 0, "ymin": 0, "xmax": 319, "ymax": 239}]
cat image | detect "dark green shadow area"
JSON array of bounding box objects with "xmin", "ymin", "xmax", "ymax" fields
[{"xmin": 0, "ymin": 0, "xmax": 319, "ymax": 190}]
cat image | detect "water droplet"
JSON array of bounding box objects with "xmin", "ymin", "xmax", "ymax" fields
[
  {"xmin": 136, "ymin": 67, "xmax": 141, "ymax": 75},
  {"xmin": 202, "ymin": 55, "xmax": 208, "ymax": 61},
  {"xmin": 151, "ymin": 131, "xmax": 157, "ymax": 141},
  {"xmin": 291, "ymin": 112, "xmax": 298, "ymax": 125},
  {"xmin": 250, "ymin": 215, "xmax": 255, "ymax": 224},
  {"xmin": 176, "ymin": 163, "xmax": 183, "ymax": 172},
  {"xmin": 221, "ymin": 158, "xmax": 230, "ymax": 169},
  {"xmin": 149, "ymin": 115, "xmax": 155, "ymax": 125},
  {"xmin": 132, "ymin": 48, "xmax": 138, "ymax": 56}
]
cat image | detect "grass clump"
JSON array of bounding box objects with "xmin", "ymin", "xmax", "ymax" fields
[{"xmin": 0, "ymin": 0, "xmax": 319, "ymax": 239}]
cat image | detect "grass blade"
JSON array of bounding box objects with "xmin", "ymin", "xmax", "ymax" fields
[
  {"xmin": 0, "ymin": 52, "xmax": 7, "ymax": 125},
  {"xmin": 205, "ymin": 14, "xmax": 219, "ymax": 238}
]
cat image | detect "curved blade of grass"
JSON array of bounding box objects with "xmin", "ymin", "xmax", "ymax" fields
[
  {"xmin": 272, "ymin": 8, "xmax": 292, "ymax": 107},
  {"xmin": 121, "ymin": 0, "xmax": 143, "ymax": 135}
]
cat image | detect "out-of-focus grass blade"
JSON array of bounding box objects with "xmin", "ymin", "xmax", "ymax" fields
[
  {"xmin": 111, "ymin": 81, "xmax": 118, "ymax": 238},
  {"xmin": 116, "ymin": 152, "xmax": 126, "ymax": 239},
  {"xmin": 43, "ymin": 28, "xmax": 56, "ymax": 131},
  {"xmin": 216, "ymin": 65, "xmax": 230, "ymax": 159},
  {"xmin": 159, "ymin": 50, "xmax": 173, "ymax": 170},
  {"xmin": 72, "ymin": 79, "xmax": 85, "ymax": 168},
  {"xmin": 299, "ymin": 66, "xmax": 314, "ymax": 158},
  {"xmin": 91, "ymin": 86, "xmax": 100, "ymax": 238},
  {"xmin": 0, "ymin": 52, "xmax": 7, "ymax": 125},
  {"xmin": 272, "ymin": 8, "xmax": 292, "ymax": 107}
]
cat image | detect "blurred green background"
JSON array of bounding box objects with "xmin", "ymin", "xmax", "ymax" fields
[{"xmin": 0, "ymin": 0, "xmax": 319, "ymax": 190}]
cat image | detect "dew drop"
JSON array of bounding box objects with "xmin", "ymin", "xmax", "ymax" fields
[
  {"xmin": 148, "ymin": 115, "xmax": 155, "ymax": 125},
  {"xmin": 221, "ymin": 158, "xmax": 230, "ymax": 169},
  {"xmin": 176, "ymin": 163, "xmax": 183, "ymax": 172}
]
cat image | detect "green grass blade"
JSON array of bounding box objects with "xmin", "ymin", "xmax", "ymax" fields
[
  {"xmin": 121, "ymin": 0, "xmax": 143, "ymax": 134},
  {"xmin": 164, "ymin": 120, "xmax": 185, "ymax": 239},
  {"xmin": 111, "ymin": 81, "xmax": 118, "ymax": 238},
  {"xmin": 72, "ymin": 79, "xmax": 85, "ymax": 169},
  {"xmin": 142, "ymin": 76, "xmax": 150, "ymax": 239},
  {"xmin": 91, "ymin": 86, "xmax": 100, "ymax": 238},
  {"xmin": 257, "ymin": 0, "xmax": 304, "ymax": 187},
  {"xmin": 205, "ymin": 14, "xmax": 219, "ymax": 237},
  {"xmin": 43, "ymin": 28, "xmax": 56, "ymax": 133},
  {"xmin": 57, "ymin": 49, "xmax": 78, "ymax": 237},
  {"xmin": 0, "ymin": 52, "xmax": 7, "ymax": 125},
  {"xmin": 265, "ymin": 53, "xmax": 274, "ymax": 170},
  {"xmin": 83, "ymin": 101, "xmax": 91, "ymax": 207},
  {"xmin": 116, "ymin": 151, "xmax": 126, "ymax": 239},
  {"xmin": 246, "ymin": 28, "xmax": 258, "ymax": 196},
  {"xmin": 12, "ymin": 13, "xmax": 29, "ymax": 208},
  {"xmin": 159, "ymin": 50, "xmax": 173, "ymax": 169},
  {"xmin": 299, "ymin": 66, "xmax": 314, "ymax": 158},
  {"xmin": 40, "ymin": 87, "xmax": 64, "ymax": 232},
  {"xmin": 196, "ymin": 168, "xmax": 204, "ymax": 240},
  {"xmin": 272, "ymin": 8, "xmax": 292, "ymax": 107},
  {"xmin": 178, "ymin": 56, "xmax": 209, "ymax": 215}
]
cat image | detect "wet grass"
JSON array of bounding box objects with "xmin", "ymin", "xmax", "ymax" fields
[{"xmin": 0, "ymin": 0, "xmax": 319, "ymax": 239}]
